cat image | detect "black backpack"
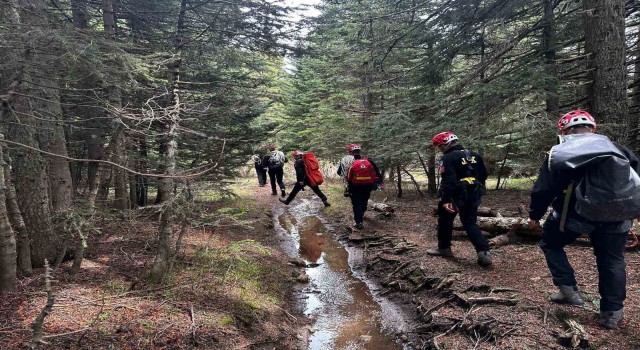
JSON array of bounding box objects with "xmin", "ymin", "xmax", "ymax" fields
[{"xmin": 550, "ymin": 134, "xmax": 640, "ymax": 222}]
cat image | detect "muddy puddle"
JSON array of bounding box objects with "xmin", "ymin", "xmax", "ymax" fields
[{"xmin": 274, "ymin": 198, "xmax": 411, "ymax": 350}]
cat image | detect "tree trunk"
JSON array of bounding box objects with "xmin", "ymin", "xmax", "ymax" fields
[
  {"xmin": 631, "ymin": 24, "xmax": 640, "ymax": 151},
  {"xmin": 0, "ymin": 0, "xmax": 31, "ymax": 276},
  {"xmin": 102, "ymin": 0, "xmax": 116, "ymax": 37},
  {"xmin": 396, "ymin": 164, "xmax": 402, "ymax": 198},
  {"xmin": 542, "ymin": 0, "xmax": 559, "ymax": 115},
  {"xmin": 4, "ymin": 152, "xmax": 32, "ymax": 276},
  {"xmin": 5, "ymin": 7, "xmax": 61, "ymax": 267},
  {"xmin": 0, "ymin": 102, "xmax": 17, "ymax": 291},
  {"xmin": 113, "ymin": 130, "xmax": 129, "ymax": 210},
  {"xmin": 149, "ymin": 0, "xmax": 187, "ymax": 281},
  {"xmin": 427, "ymin": 150, "xmax": 437, "ymax": 195},
  {"xmin": 583, "ymin": 0, "xmax": 628, "ymax": 140},
  {"xmin": 136, "ymin": 138, "xmax": 149, "ymax": 207},
  {"xmin": 71, "ymin": 0, "xmax": 89, "ymax": 29},
  {"xmin": 37, "ymin": 92, "xmax": 74, "ymax": 214}
]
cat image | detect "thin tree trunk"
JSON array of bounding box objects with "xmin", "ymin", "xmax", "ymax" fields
[
  {"xmin": 396, "ymin": 164, "xmax": 403, "ymax": 198},
  {"xmin": 0, "ymin": 118, "xmax": 17, "ymax": 292},
  {"xmin": 402, "ymin": 166, "xmax": 424, "ymax": 196},
  {"xmin": 4, "ymin": 152, "xmax": 32, "ymax": 276},
  {"xmin": 149, "ymin": 0, "xmax": 187, "ymax": 281},
  {"xmin": 427, "ymin": 150, "xmax": 437, "ymax": 195},
  {"xmin": 136, "ymin": 138, "xmax": 149, "ymax": 206},
  {"xmin": 542, "ymin": 0, "xmax": 559, "ymax": 115},
  {"xmin": 583, "ymin": 0, "xmax": 628, "ymax": 141},
  {"xmin": 113, "ymin": 130, "xmax": 129, "ymax": 210},
  {"xmin": 495, "ymin": 146, "xmax": 510, "ymax": 190}
]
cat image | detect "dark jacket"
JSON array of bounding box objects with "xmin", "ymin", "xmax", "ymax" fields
[
  {"xmin": 529, "ymin": 141, "xmax": 640, "ymax": 222},
  {"xmin": 438, "ymin": 144, "xmax": 488, "ymax": 202}
]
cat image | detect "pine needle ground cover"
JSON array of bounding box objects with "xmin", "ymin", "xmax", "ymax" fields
[{"xmin": 0, "ymin": 182, "xmax": 304, "ymax": 349}]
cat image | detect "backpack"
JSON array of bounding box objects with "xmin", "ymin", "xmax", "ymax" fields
[
  {"xmin": 302, "ymin": 152, "xmax": 324, "ymax": 186},
  {"xmin": 268, "ymin": 151, "xmax": 283, "ymax": 169},
  {"xmin": 348, "ymin": 158, "xmax": 377, "ymax": 185},
  {"xmin": 549, "ymin": 134, "xmax": 640, "ymax": 222}
]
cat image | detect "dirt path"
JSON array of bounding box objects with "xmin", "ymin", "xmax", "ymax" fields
[
  {"xmin": 3, "ymin": 181, "xmax": 639, "ymax": 349},
  {"xmin": 313, "ymin": 184, "xmax": 640, "ymax": 349}
]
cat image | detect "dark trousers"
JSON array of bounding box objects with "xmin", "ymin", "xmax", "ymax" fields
[
  {"xmin": 285, "ymin": 181, "xmax": 327, "ymax": 203},
  {"xmin": 350, "ymin": 185, "xmax": 372, "ymax": 225},
  {"xmin": 540, "ymin": 216, "xmax": 627, "ymax": 312},
  {"xmin": 437, "ymin": 190, "xmax": 490, "ymax": 252},
  {"xmin": 255, "ymin": 165, "xmax": 267, "ymax": 186},
  {"xmin": 268, "ymin": 167, "xmax": 285, "ymax": 192}
]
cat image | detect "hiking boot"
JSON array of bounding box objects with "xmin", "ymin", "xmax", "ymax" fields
[
  {"xmin": 426, "ymin": 247, "xmax": 453, "ymax": 257},
  {"xmin": 599, "ymin": 309, "xmax": 624, "ymax": 329},
  {"xmin": 477, "ymin": 251, "xmax": 492, "ymax": 267},
  {"xmin": 278, "ymin": 198, "xmax": 289, "ymax": 205},
  {"xmin": 281, "ymin": 189, "xmax": 286, "ymax": 197},
  {"xmin": 271, "ymin": 191, "xmax": 277, "ymax": 195},
  {"xmin": 353, "ymin": 223, "xmax": 364, "ymax": 230},
  {"xmin": 549, "ymin": 285, "xmax": 585, "ymax": 305},
  {"xmin": 322, "ymin": 200, "xmax": 331, "ymax": 207}
]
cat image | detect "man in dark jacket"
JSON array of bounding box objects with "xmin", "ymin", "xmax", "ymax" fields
[
  {"xmin": 427, "ymin": 131, "xmax": 491, "ymax": 266},
  {"xmin": 338, "ymin": 144, "xmax": 382, "ymax": 229},
  {"xmin": 251, "ymin": 152, "xmax": 267, "ymax": 187},
  {"xmin": 265, "ymin": 144, "xmax": 287, "ymax": 197},
  {"xmin": 279, "ymin": 150, "xmax": 330, "ymax": 207},
  {"xmin": 528, "ymin": 110, "xmax": 639, "ymax": 329}
]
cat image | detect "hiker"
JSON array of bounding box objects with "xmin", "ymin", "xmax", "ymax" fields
[
  {"xmin": 427, "ymin": 132, "xmax": 491, "ymax": 267},
  {"xmin": 337, "ymin": 147, "xmax": 355, "ymax": 197},
  {"xmin": 528, "ymin": 110, "xmax": 640, "ymax": 329},
  {"xmin": 266, "ymin": 144, "xmax": 287, "ymax": 197},
  {"xmin": 251, "ymin": 152, "xmax": 267, "ymax": 187},
  {"xmin": 279, "ymin": 150, "xmax": 330, "ymax": 207},
  {"xmin": 339, "ymin": 144, "xmax": 382, "ymax": 229}
]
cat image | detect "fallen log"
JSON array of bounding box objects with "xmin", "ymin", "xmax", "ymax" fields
[
  {"xmin": 476, "ymin": 217, "xmax": 543, "ymax": 235},
  {"xmin": 368, "ymin": 200, "xmax": 395, "ymax": 214}
]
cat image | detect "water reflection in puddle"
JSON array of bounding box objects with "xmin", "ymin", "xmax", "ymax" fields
[{"xmin": 274, "ymin": 199, "xmax": 407, "ymax": 350}]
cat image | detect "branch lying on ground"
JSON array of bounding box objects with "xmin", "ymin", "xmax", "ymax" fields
[{"xmin": 28, "ymin": 261, "xmax": 55, "ymax": 350}]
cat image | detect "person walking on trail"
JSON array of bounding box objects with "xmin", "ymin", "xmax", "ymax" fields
[
  {"xmin": 251, "ymin": 152, "xmax": 267, "ymax": 187},
  {"xmin": 339, "ymin": 144, "xmax": 382, "ymax": 230},
  {"xmin": 337, "ymin": 147, "xmax": 355, "ymax": 197},
  {"xmin": 266, "ymin": 144, "xmax": 287, "ymax": 197},
  {"xmin": 279, "ymin": 150, "xmax": 330, "ymax": 207},
  {"xmin": 426, "ymin": 132, "xmax": 492, "ymax": 267},
  {"xmin": 528, "ymin": 110, "xmax": 640, "ymax": 330}
]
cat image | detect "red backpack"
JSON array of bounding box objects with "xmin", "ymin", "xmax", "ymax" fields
[
  {"xmin": 348, "ymin": 158, "xmax": 377, "ymax": 184},
  {"xmin": 302, "ymin": 152, "xmax": 324, "ymax": 186}
]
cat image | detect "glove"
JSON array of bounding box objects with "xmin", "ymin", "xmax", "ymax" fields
[{"xmin": 443, "ymin": 202, "xmax": 458, "ymax": 213}]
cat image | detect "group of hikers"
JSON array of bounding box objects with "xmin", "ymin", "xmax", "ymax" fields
[
  {"xmin": 251, "ymin": 110, "xmax": 635, "ymax": 330},
  {"xmin": 251, "ymin": 143, "xmax": 382, "ymax": 229},
  {"xmin": 430, "ymin": 110, "xmax": 636, "ymax": 330}
]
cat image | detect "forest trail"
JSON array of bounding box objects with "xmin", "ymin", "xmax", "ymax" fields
[
  {"xmin": 271, "ymin": 183, "xmax": 640, "ymax": 349},
  {"xmin": 270, "ymin": 195, "xmax": 411, "ymax": 349}
]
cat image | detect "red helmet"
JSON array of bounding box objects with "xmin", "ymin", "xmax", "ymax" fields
[
  {"xmin": 557, "ymin": 110, "xmax": 596, "ymax": 131},
  {"xmin": 432, "ymin": 131, "xmax": 458, "ymax": 147},
  {"xmin": 292, "ymin": 150, "xmax": 303, "ymax": 157},
  {"xmin": 347, "ymin": 144, "xmax": 361, "ymax": 151}
]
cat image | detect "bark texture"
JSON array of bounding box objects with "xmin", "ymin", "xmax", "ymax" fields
[{"xmin": 583, "ymin": 0, "xmax": 628, "ymax": 140}]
